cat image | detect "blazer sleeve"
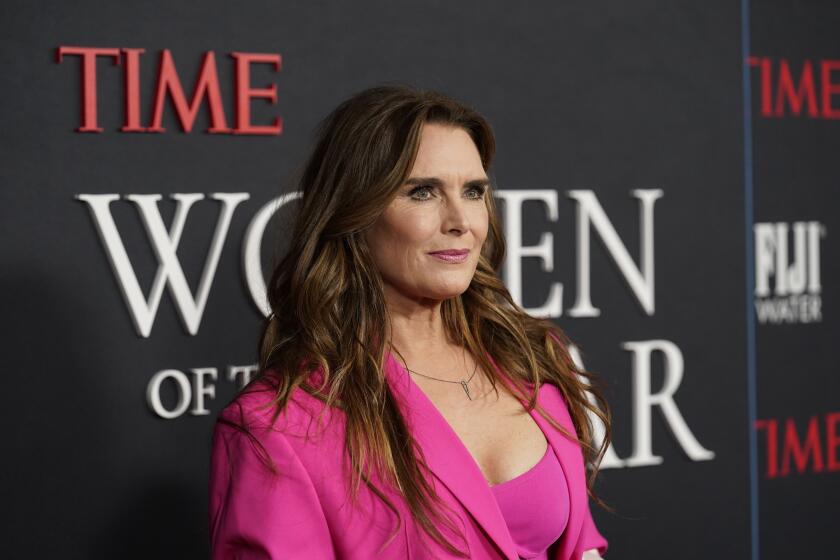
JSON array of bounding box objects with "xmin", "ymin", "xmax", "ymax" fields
[
  {"xmin": 208, "ymin": 415, "xmax": 337, "ymax": 559},
  {"xmin": 577, "ymin": 498, "xmax": 609, "ymax": 557}
]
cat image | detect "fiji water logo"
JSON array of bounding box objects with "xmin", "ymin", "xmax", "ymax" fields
[{"xmin": 754, "ymin": 221, "xmax": 825, "ymax": 324}]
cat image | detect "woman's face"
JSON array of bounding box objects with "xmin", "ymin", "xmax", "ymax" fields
[{"xmin": 365, "ymin": 122, "xmax": 490, "ymax": 304}]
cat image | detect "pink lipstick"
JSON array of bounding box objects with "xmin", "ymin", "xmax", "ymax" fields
[{"xmin": 427, "ymin": 249, "xmax": 470, "ymax": 263}]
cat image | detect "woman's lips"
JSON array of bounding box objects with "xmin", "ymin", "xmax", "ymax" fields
[{"xmin": 427, "ymin": 249, "xmax": 470, "ymax": 263}]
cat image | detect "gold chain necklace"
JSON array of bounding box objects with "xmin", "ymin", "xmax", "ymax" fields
[{"xmin": 405, "ymin": 359, "xmax": 480, "ymax": 400}]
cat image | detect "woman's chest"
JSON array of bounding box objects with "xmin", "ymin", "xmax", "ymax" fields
[{"xmin": 418, "ymin": 378, "xmax": 549, "ymax": 486}]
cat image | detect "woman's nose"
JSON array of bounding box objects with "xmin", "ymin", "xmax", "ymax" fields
[{"xmin": 442, "ymin": 199, "xmax": 470, "ymax": 233}]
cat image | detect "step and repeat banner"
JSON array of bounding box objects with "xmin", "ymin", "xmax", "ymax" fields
[{"xmin": 1, "ymin": 1, "xmax": 836, "ymax": 558}]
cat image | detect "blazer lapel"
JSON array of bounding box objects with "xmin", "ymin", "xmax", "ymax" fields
[
  {"xmin": 500, "ymin": 362, "xmax": 588, "ymax": 559},
  {"xmin": 482, "ymin": 352, "xmax": 588, "ymax": 560},
  {"xmin": 384, "ymin": 350, "xmax": 585, "ymax": 560}
]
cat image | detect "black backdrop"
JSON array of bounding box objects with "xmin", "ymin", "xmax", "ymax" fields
[{"xmin": 1, "ymin": 1, "xmax": 837, "ymax": 559}]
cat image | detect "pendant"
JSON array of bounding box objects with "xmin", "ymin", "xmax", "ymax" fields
[{"xmin": 459, "ymin": 380, "xmax": 472, "ymax": 400}]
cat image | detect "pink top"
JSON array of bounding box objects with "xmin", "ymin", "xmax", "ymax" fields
[
  {"xmin": 489, "ymin": 443, "xmax": 570, "ymax": 559},
  {"xmin": 209, "ymin": 349, "xmax": 609, "ymax": 559}
]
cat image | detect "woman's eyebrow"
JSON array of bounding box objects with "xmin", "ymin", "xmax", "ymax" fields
[{"xmin": 403, "ymin": 176, "xmax": 490, "ymax": 188}]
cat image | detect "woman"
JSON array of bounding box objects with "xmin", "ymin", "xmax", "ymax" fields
[{"xmin": 209, "ymin": 84, "xmax": 613, "ymax": 559}]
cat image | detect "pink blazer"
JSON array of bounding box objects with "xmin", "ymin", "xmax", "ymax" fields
[{"xmin": 209, "ymin": 350, "xmax": 609, "ymax": 559}]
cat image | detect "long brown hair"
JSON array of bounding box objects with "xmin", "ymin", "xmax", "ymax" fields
[{"xmin": 219, "ymin": 83, "xmax": 613, "ymax": 557}]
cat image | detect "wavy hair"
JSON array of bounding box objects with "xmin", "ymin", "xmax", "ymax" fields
[{"xmin": 219, "ymin": 83, "xmax": 613, "ymax": 557}]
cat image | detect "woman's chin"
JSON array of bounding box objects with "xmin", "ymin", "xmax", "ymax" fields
[{"xmin": 425, "ymin": 283, "xmax": 472, "ymax": 300}]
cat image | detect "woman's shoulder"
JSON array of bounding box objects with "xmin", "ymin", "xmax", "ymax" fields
[{"xmin": 216, "ymin": 369, "xmax": 343, "ymax": 441}]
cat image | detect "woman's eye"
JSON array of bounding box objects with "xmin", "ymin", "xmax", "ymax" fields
[
  {"xmin": 467, "ymin": 186, "xmax": 486, "ymax": 199},
  {"xmin": 409, "ymin": 186, "xmax": 433, "ymax": 200}
]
